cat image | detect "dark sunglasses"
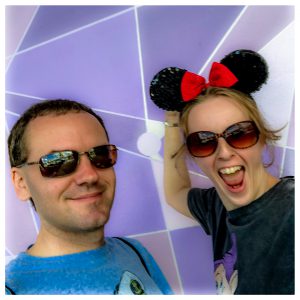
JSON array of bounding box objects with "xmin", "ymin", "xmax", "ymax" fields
[
  {"xmin": 186, "ymin": 121, "xmax": 260, "ymax": 157},
  {"xmin": 16, "ymin": 144, "xmax": 118, "ymax": 178}
]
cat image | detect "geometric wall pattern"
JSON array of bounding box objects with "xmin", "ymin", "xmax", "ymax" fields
[{"xmin": 5, "ymin": 5, "xmax": 294, "ymax": 294}]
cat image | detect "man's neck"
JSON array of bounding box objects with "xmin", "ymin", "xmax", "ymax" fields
[{"xmin": 27, "ymin": 225, "xmax": 105, "ymax": 257}]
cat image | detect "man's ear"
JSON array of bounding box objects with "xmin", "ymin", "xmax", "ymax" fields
[{"xmin": 11, "ymin": 168, "xmax": 31, "ymax": 201}]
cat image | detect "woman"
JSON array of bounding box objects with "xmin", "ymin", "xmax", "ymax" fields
[{"xmin": 150, "ymin": 50, "xmax": 294, "ymax": 294}]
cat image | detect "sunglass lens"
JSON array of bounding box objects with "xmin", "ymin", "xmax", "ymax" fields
[
  {"xmin": 40, "ymin": 151, "xmax": 78, "ymax": 177},
  {"xmin": 226, "ymin": 122, "xmax": 259, "ymax": 149},
  {"xmin": 187, "ymin": 132, "xmax": 217, "ymax": 157},
  {"xmin": 90, "ymin": 145, "xmax": 117, "ymax": 168}
]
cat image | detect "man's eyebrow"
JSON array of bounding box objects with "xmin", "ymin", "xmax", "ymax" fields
[{"xmin": 43, "ymin": 149, "xmax": 74, "ymax": 155}]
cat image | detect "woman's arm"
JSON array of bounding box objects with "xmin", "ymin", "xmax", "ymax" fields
[{"xmin": 163, "ymin": 111, "xmax": 193, "ymax": 218}]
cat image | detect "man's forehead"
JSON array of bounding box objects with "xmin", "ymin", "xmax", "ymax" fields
[
  {"xmin": 23, "ymin": 112, "xmax": 107, "ymax": 150},
  {"xmin": 26, "ymin": 111, "xmax": 100, "ymax": 128}
]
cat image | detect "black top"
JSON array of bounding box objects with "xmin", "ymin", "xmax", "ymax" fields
[{"xmin": 188, "ymin": 177, "xmax": 294, "ymax": 294}]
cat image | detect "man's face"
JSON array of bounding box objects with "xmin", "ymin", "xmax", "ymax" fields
[{"xmin": 13, "ymin": 112, "xmax": 116, "ymax": 234}]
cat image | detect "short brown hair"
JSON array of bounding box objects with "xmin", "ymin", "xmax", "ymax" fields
[{"xmin": 8, "ymin": 99, "xmax": 109, "ymax": 168}]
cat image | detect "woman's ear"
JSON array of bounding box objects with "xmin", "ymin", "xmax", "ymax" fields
[{"xmin": 11, "ymin": 168, "xmax": 31, "ymax": 202}]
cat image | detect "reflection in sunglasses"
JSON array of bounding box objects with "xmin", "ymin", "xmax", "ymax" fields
[
  {"xmin": 186, "ymin": 121, "xmax": 259, "ymax": 158},
  {"xmin": 16, "ymin": 144, "xmax": 118, "ymax": 178}
]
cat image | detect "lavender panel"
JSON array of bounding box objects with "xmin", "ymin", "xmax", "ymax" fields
[
  {"xmin": 263, "ymin": 145, "xmax": 283, "ymax": 177},
  {"xmin": 19, "ymin": 5, "xmax": 132, "ymax": 50},
  {"xmin": 212, "ymin": 6, "xmax": 294, "ymax": 62},
  {"xmin": 186, "ymin": 155, "xmax": 207, "ymax": 177},
  {"xmin": 134, "ymin": 232, "xmax": 182, "ymax": 294},
  {"xmin": 7, "ymin": 10, "xmax": 145, "ymax": 118},
  {"xmin": 6, "ymin": 6, "xmax": 37, "ymax": 56},
  {"xmin": 105, "ymin": 151, "xmax": 165, "ymax": 236},
  {"xmin": 287, "ymin": 98, "xmax": 295, "ymax": 148},
  {"xmin": 5, "ymin": 114, "xmax": 20, "ymax": 133},
  {"xmin": 190, "ymin": 173, "xmax": 214, "ymax": 190},
  {"xmin": 171, "ymin": 226, "xmax": 215, "ymax": 294},
  {"xmin": 5, "ymin": 93, "xmax": 43, "ymax": 115},
  {"xmin": 138, "ymin": 5, "xmax": 244, "ymax": 121},
  {"xmin": 100, "ymin": 113, "xmax": 146, "ymax": 154},
  {"xmin": 282, "ymin": 149, "xmax": 294, "ymax": 177}
]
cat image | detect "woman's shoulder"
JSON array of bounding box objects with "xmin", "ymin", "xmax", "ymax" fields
[
  {"xmin": 188, "ymin": 186, "xmax": 224, "ymax": 213},
  {"xmin": 279, "ymin": 176, "xmax": 294, "ymax": 190}
]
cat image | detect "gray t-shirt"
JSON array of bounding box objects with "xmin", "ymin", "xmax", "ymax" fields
[{"xmin": 188, "ymin": 177, "xmax": 294, "ymax": 294}]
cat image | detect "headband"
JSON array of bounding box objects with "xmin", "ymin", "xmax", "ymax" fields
[{"xmin": 149, "ymin": 49, "xmax": 268, "ymax": 111}]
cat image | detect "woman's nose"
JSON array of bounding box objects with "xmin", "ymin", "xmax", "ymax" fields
[{"xmin": 215, "ymin": 138, "xmax": 236, "ymax": 160}]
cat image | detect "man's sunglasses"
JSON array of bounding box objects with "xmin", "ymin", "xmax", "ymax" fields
[
  {"xmin": 186, "ymin": 121, "xmax": 260, "ymax": 158},
  {"xmin": 16, "ymin": 144, "xmax": 118, "ymax": 178}
]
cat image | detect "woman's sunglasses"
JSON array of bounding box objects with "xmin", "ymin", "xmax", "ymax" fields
[
  {"xmin": 186, "ymin": 121, "xmax": 260, "ymax": 157},
  {"xmin": 16, "ymin": 144, "xmax": 118, "ymax": 178}
]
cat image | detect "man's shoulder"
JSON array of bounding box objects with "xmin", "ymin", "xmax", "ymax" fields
[
  {"xmin": 106, "ymin": 237, "xmax": 147, "ymax": 253},
  {"xmin": 107, "ymin": 237, "xmax": 153, "ymax": 266},
  {"xmin": 6, "ymin": 253, "xmax": 26, "ymax": 272}
]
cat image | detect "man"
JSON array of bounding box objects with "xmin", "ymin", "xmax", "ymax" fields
[{"xmin": 6, "ymin": 99, "xmax": 172, "ymax": 295}]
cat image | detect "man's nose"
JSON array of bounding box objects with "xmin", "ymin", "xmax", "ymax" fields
[{"xmin": 73, "ymin": 154, "xmax": 100, "ymax": 185}]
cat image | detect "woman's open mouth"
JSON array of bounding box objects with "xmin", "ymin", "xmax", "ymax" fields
[{"xmin": 218, "ymin": 165, "xmax": 245, "ymax": 193}]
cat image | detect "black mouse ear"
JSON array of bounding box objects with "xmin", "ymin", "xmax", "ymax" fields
[
  {"xmin": 220, "ymin": 49, "xmax": 269, "ymax": 94},
  {"xmin": 149, "ymin": 67, "xmax": 187, "ymax": 111}
]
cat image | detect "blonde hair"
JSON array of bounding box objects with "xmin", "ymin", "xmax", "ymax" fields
[
  {"xmin": 180, "ymin": 87, "xmax": 281, "ymax": 144},
  {"xmin": 170, "ymin": 87, "xmax": 282, "ymax": 167}
]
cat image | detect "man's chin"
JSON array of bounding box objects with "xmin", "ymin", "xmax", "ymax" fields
[{"xmin": 82, "ymin": 215, "xmax": 110, "ymax": 232}]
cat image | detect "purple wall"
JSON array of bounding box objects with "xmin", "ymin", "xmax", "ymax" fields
[{"xmin": 5, "ymin": 5, "xmax": 294, "ymax": 294}]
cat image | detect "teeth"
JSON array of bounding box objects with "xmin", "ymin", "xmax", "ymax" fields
[{"xmin": 219, "ymin": 166, "xmax": 242, "ymax": 175}]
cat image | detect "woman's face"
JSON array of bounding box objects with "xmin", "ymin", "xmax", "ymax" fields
[{"xmin": 187, "ymin": 96, "xmax": 271, "ymax": 210}]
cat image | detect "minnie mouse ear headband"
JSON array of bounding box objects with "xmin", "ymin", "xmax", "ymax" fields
[{"xmin": 149, "ymin": 49, "xmax": 268, "ymax": 111}]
